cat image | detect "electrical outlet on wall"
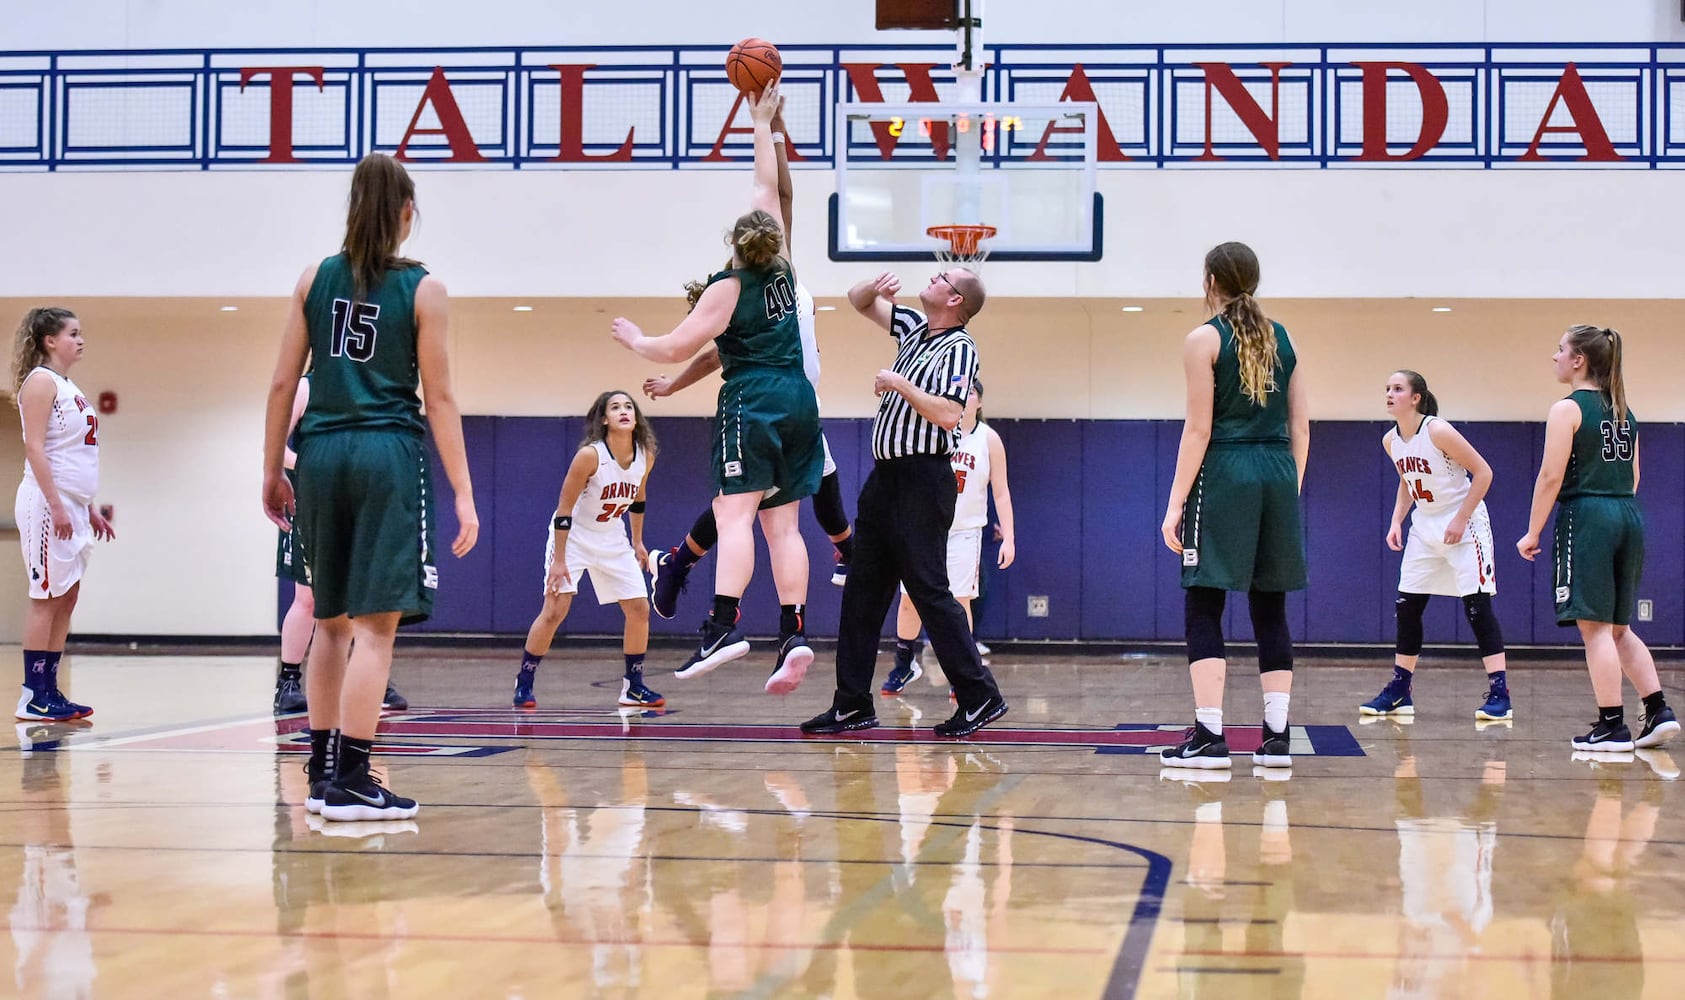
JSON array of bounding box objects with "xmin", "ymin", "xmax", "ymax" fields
[
  {"xmin": 1028, "ymin": 595, "xmax": 1049, "ymax": 618},
  {"xmin": 1636, "ymin": 599, "xmax": 1653, "ymax": 622}
]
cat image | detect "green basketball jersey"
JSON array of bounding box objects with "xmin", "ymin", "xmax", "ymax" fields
[
  {"xmin": 299, "ymin": 253, "xmax": 428, "ymax": 439},
  {"xmin": 706, "ymin": 262, "xmax": 803, "ymax": 377},
  {"xmin": 1209, "ymin": 315, "xmax": 1296, "ymax": 444},
  {"xmin": 1559, "ymin": 388, "xmax": 1636, "ymax": 499}
]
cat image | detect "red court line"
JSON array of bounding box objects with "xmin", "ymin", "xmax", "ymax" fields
[{"xmin": 7, "ymin": 922, "xmax": 1111, "ymax": 956}]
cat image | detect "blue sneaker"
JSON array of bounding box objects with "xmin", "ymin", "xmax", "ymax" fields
[
  {"xmin": 648, "ymin": 547, "xmax": 691, "ymax": 620},
  {"xmin": 1476, "ymin": 687, "xmax": 1512, "ymax": 721},
  {"xmin": 1636, "ymin": 706, "xmax": 1680, "ymax": 749},
  {"xmin": 881, "ymin": 658, "xmax": 923, "ymax": 695},
  {"xmin": 1359, "ymin": 677, "xmax": 1414, "ymax": 716},
  {"xmin": 15, "ymin": 686, "xmax": 89, "ymax": 722},
  {"xmin": 619, "ymin": 678, "xmax": 666, "ymax": 707},
  {"xmin": 513, "ymin": 676, "xmax": 536, "ymax": 709}
]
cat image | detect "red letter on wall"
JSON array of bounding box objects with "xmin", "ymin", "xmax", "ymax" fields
[
  {"xmin": 1519, "ymin": 63, "xmax": 1622, "ymax": 161},
  {"xmin": 1351, "ymin": 62, "xmax": 1448, "ymax": 161},
  {"xmin": 395, "ymin": 67, "xmax": 486, "ymax": 163},
  {"xmin": 1196, "ymin": 62, "xmax": 1292, "ymax": 160},
  {"xmin": 552, "ymin": 65, "xmax": 634, "ymax": 162},
  {"xmin": 702, "ymin": 91, "xmax": 806, "ymax": 162},
  {"xmin": 239, "ymin": 66, "xmax": 325, "ymax": 163},
  {"xmin": 1028, "ymin": 64, "xmax": 1129, "ymax": 161},
  {"xmin": 840, "ymin": 63, "xmax": 949, "ymax": 159}
]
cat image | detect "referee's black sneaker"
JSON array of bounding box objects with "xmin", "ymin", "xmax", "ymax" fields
[
  {"xmin": 934, "ymin": 695, "xmax": 1008, "ymax": 738},
  {"xmin": 1160, "ymin": 722, "xmax": 1231, "ymax": 768},
  {"xmin": 800, "ymin": 701, "xmax": 879, "ymax": 735}
]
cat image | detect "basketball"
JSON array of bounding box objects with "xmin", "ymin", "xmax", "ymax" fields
[{"xmin": 726, "ymin": 37, "xmax": 782, "ymax": 94}]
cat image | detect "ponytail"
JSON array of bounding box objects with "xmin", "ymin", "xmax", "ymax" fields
[
  {"xmin": 1606, "ymin": 329, "xmax": 1628, "ymax": 425},
  {"xmin": 1225, "ymin": 292, "xmax": 1279, "ymax": 406},
  {"xmin": 11, "ymin": 307, "xmax": 74, "ymax": 395},
  {"xmin": 1395, "ymin": 369, "xmax": 1439, "ymax": 417},
  {"xmin": 1564, "ymin": 324, "xmax": 1629, "ymax": 425}
]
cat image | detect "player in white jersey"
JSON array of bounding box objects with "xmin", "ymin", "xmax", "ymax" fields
[
  {"xmin": 513, "ymin": 391, "xmax": 661, "ymax": 709},
  {"xmin": 883, "ymin": 379, "xmax": 1016, "ymax": 695},
  {"xmin": 10, "ymin": 309, "xmax": 113, "ymax": 723},
  {"xmin": 642, "ymin": 99, "xmax": 856, "ymax": 622},
  {"xmin": 1361, "ymin": 370, "xmax": 1511, "ymax": 722}
]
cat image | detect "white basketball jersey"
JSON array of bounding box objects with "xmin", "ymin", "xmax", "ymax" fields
[
  {"xmin": 18, "ymin": 367, "xmax": 98, "ymax": 502},
  {"xmin": 569, "ymin": 440, "xmax": 646, "ymax": 536},
  {"xmin": 796, "ymin": 280, "xmax": 821, "ymax": 392},
  {"xmin": 1388, "ymin": 416, "xmax": 1469, "ymax": 521},
  {"xmin": 951, "ymin": 422, "xmax": 991, "ymax": 531}
]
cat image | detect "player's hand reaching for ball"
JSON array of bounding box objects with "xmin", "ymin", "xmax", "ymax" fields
[
  {"xmin": 1516, "ymin": 531, "xmax": 1541, "ymax": 561},
  {"xmin": 747, "ymin": 81, "xmax": 782, "ymax": 125},
  {"xmin": 643, "ymin": 375, "xmax": 675, "ymax": 399},
  {"xmin": 451, "ymin": 494, "xmax": 480, "ymax": 557}
]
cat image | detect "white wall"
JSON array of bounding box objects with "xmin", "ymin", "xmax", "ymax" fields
[{"xmin": 5, "ymin": 0, "xmax": 1684, "ymax": 49}]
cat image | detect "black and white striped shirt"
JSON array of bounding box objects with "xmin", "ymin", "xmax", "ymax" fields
[{"xmin": 872, "ymin": 305, "xmax": 979, "ymax": 460}]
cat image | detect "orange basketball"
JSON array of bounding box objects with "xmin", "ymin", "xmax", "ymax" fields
[{"xmin": 726, "ymin": 37, "xmax": 782, "ymax": 95}]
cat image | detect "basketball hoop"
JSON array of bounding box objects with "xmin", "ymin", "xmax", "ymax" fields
[{"xmin": 927, "ymin": 224, "xmax": 997, "ymax": 269}]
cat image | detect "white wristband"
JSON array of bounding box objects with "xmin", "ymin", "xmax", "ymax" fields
[{"xmin": 771, "ymin": 133, "xmax": 786, "ymax": 145}]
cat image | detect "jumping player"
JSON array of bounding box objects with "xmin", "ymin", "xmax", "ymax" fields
[
  {"xmin": 644, "ymin": 96, "xmax": 853, "ymax": 616},
  {"xmin": 12, "ymin": 308, "xmax": 112, "ymax": 722},
  {"xmin": 883, "ymin": 379, "xmax": 1015, "ymax": 694},
  {"xmin": 263, "ymin": 152, "xmax": 479, "ymax": 821},
  {"xmin": 1517, "ymin": 325, "xmax": 1678, "ymax": 752},
  {"xmin": 1361, "ymin": 370, "xmax": 1511, "ymax": 721},
  {"xmin": 610, "ymin": 82, "xmax": 823, "ymax": 695},
  {"xmin": 1159, "ymin": 242, "xmax": 1308, "ymax": 770},
  {"xmin": 512, "ymin": 390, "xmax": 661, "ymax": 710}
]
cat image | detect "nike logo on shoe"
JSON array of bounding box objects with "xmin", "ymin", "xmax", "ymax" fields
[
  {"xmin": 345, "ymin": 788, "xmax": 388, "ymax": 806},
  {"xmin": 964, "ymin": 703, "xmax": 988, "ymax": 722},
  {"xmin": 834, "ymin": 709, "xmax": 859, "ymax": 721}
]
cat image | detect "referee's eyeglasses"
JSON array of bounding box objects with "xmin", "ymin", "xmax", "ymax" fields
[{"xmin": 934, "ymin": 271, "xmax": 965, "ymax": 304}]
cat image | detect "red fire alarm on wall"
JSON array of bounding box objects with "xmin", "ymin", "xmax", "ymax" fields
[{"xmin": 97, "ymin": 391, "xmax": 117, "ymax": 415}]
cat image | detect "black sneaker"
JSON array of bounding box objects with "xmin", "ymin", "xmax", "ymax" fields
[
  {"xmin": 319, "ymin": 768, "xmax": 419, "ymax": 822},
  {"xmin": 1635, "ymin": 706, "xmax": 1681, "ymax": 749},
  {"xmin": 1571, "ymin": 717, "xmax": 1635, "ymax": 752},
  {"xmin": 765, "ymin": 634, "xmax": 814, "ymax": 695},
  {"xmin": 799, "ymin": 703, "xmax": 880, "ymax": 735},
  {"xmin": 647, "ymin": 547, "xmax": 691, "ymax": 620},
  {"xmin": 273, "ymin": 675, "xmax": 306, "ymax": 715},
  {"xmin": 381, "ymin": 683, "xmax": 409, "ymax": 712},
  {"xmin": 1160, "ymin": 722, "xmax": 1231, "ymax": 769},
  {"xmin": 934, "ymin": 695, "xmax": 1009, "ymax": 738},
  {"xmin": 1252, "ymin": 722, "xmax": 1292, "ymax": 768},
  {"xmin": 675, "ymin": 618, "xmax": 749, "ymax": 680},
  {"xmin": 302, "ymin": 759, "xmax": 330, "ymax": 815}
]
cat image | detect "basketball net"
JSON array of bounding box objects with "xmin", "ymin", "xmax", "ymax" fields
[
  {"xmin": 928, "ymin": 224, "xmax": 995, "ymax": 269},
  {"xmin": 940, "ymin": 1, "xmax": 990, "ymax": 270}
]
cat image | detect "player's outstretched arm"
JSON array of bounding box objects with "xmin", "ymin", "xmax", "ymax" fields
[
  {"xmin": 747, "ymin": 84, "xmax": 786, "ymax": 256},
  {"xmin": 416, "ymin": 275, "xmax": 479, "ymax": 557},
  {"xmin": 612, "ymin": 280, "xmax": 735, "ymax": 364},
  {"xmin": 646, "ymin": 344, "xmax": 723, "ymax": 399}
]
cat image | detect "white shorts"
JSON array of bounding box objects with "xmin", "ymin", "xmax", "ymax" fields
[
  {"xmin": 901, "ymin": 527, "xmax": 984, "ymax": 601},
  {"xmin": 543, "ymin": 527, "xmax": 649, "ymax": 604},
  {"xmin": 821, "ymin": 432, "xmax": 837, "ymax": 478},
  {"xmin": 1399, "ymin": 505, "xmax": 1497, "ymax": 598},
  {"xmin": 16, "ymin": 484, "xmax": 93, "ymax": 600}
]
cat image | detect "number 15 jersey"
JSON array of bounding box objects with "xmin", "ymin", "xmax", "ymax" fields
[{"xmin": 301, "ymin": 252, "xmax": 429, "ymax": 440}]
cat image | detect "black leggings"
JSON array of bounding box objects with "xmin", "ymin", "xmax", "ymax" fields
[
  {"xmin": 1185, "ymin": 586, "xmax": 1294, "ymax": 672},
  {"xmin": 1395, "ymin": 591, "xmax": 1505, "ymax": 657}
]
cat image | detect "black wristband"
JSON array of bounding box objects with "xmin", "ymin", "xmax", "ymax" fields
[
  {"xmin": 553, "ymin": 515, "xmax": 572, "ymax": 531},
  {"xmin": 629, "ymin": 501, "xmax": 646, "ymax": 514}
]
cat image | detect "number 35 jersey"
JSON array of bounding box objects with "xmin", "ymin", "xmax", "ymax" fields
[
  {"xmin": 570, "ymin": 441, "xmax": 647, "ymax": 541},
  {"xmin": 1387, "ymin": 415, "xmax": 1471, "ymax": 523},
  {"xmin": 1560, "ymin": 388, "xmax": 1636, "ymax": 500}
]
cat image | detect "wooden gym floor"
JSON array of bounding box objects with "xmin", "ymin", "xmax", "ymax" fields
[{"xmin": 1, "ymin": 644, "xmax": 1681, "ymax": 999}]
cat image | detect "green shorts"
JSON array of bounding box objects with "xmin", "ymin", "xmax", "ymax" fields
[
  {"xmin": 294, "ymin": 430, "xmax": 436, "ymax": 624},
  {"xmin": 1180, "ymin": 444, "xmax": 1306, "ymax": 593},
  {"xmin": 1553, "ymin": 495, "xmax": 1644, "ymax": 626},
  {"xmin": 712, "ymin": 368, "xmax": 823, "ymax": 509},
  {"xmin": 275, "ymin": 469, "xmax": 310, "ymax": 585}
]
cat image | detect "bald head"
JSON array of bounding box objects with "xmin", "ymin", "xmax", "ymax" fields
[{"xmin": 949, "ymin": 267, "xmax": 986, "ymax": 321}]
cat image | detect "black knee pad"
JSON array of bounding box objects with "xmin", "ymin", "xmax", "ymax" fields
[
  {"xmin": 688, "ymin": 506, "xmax": 718, "ymax": 551},
  {"xmin": 1461, "ymin": 593, "xmax": 1505, "ymax": 657},
  {"xmin": 813, "ymin": 470, "xmax": 851, "ymax": 537},
  {"xmin": 1185, "ymin": 587, "xmax": 1227, "ymax": 663},
  {"xmin": 1395, "ymin": 592, "xmax": 1430, "ymax": 656},
  {"xmin": 1248, "ymin": 590, "xmax": 1294, "ymax": 673}
]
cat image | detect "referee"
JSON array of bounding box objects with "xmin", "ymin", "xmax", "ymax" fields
[{"xmin": 800, "ymin": 267, "xmax": 1008, "ymax": 737}]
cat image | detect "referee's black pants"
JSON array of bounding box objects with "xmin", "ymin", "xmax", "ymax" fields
[{"xmin": 833, "ymin": 455, "xmax": 1002, "ymax": 712}]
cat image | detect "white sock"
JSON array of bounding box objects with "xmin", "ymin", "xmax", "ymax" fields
[
  {"xmin": 1194, "ymin": 801, "xmax": 1223, "ymax": 824},
  {"xmin": 1262, "ymin": 798, "xmax": 1289, "ymax": 835},
  {"xmin": 1263, "ymin": 692, "xmax": 1290, "ymax": 733},
  {"xmin": 1195, "ymin": 707, "xmax": 1223, "ymax": 736}
]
